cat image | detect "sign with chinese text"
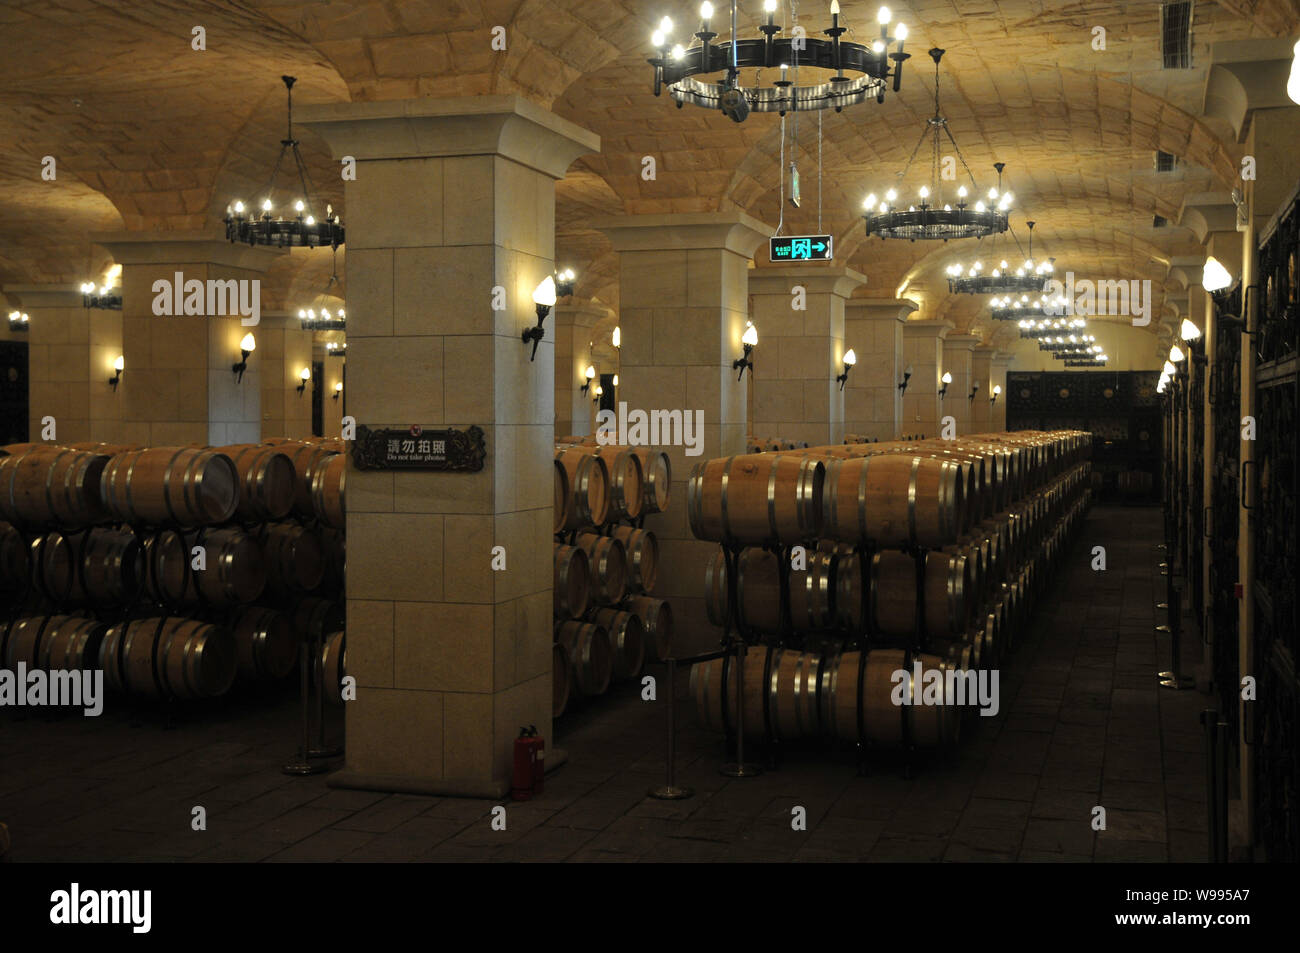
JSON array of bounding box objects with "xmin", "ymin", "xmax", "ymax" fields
[
  {"xmin": 769, "ymin": 235, "xmax": 833, "ymax": 262},
  {"xmin": 352, "ymin": 424, "xmax": 486, "ymax": 471}
]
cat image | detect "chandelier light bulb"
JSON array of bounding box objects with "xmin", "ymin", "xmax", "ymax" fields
[
  {"xmin": 294, "ymin": 199, "xmax": 305, "ymax": 212},
  {"xmin": 885, "ymin": 188, "xmax": 897, "ymax": 202},
  {"xmin": 338, "ymin": 308, "xmax": 345, "ymax": 319},
  {"xmin": 896, "ymin": 23, "xmax": 908, "ymax": 41},
  {"xmin": 975, "ymin": 201, "xmax": 986, "ymax": 213},
  {"xmin": 1180, "ymin": 318, "xmax": 1202, "ymax": 341},
  {"xmin": 652, "ymin": 30, "xmax": 664, "ymax": 46},
  {"xmin": 831, "ymin": 1, "xmax": 840, "ymax": 14},
  {"xmin": 672, "ymin": 44, "xmax": 685, "ymax": 59},
  {"xmin": 864, "ymin": 193, "xmax": 878, "ymax": 210},
  {"xmin": 764, "ymin": 0, "xmax": 777, "ymax": 10},
  {"xmin": 700, "ymin": 2, "xmax": 713, "ymax": 21},
  {"xmin": 987, "ymin": 187, "xmax": 998, "ymax": 200},
  {"xmin": 81, "ymin": 282, "xmax": 94, "ymax": 293},
  {"xmin": 261, "ymin": 198, "xmax": 273, "ymax": 212},
  {"xmin": 233, "ymin": 200, "xmax": 245, "ymax": 214},
  {"xmin": 872, "ymin": 40, "xmax": 885, "ymax": 53},
  {"xmin": 660, "ymin": 15, "xmax": 673, "ymax": 33},
  {"xmin": 878, "ymin": 6, "xmax": 892, "ymax": 25},
  {"xmin": 918, "ymin": 185, "xmax": 930, "ymax": 199},
  {"xmin": 943, "ymin": 204, "xmax": 951, "ymax": 211},
  {"xmin": 957, "ymin": 185, "xmax": 968, "ymax": 199},
  {"xmin": 1202, "ymin": 256, "xmax": 1233, "ymax": 292}
]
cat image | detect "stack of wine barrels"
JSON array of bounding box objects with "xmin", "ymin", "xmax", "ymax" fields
[
  {"xmin": 551, "ymin": 439, "xmax": 675, "ymax": 718},
  {"xmin": 0, "ymin": 436, "xmax": 349, "ymax": 706},
  {"xmin": 690, "ymin": 429, "xmax": 1092, "ymax": 751},
  {"xmin": 745, "ymin": 436, "xmax": 810, "ymax": 454}
]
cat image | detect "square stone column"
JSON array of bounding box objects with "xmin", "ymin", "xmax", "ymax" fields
[
  {"xmin": 843, "ymin": 299, "xmax": 913, "ymax": 441},
  {"xmin": 257, "ymin": 312, "xmax": 315, "ymax": 440},
  {"xmin": 553, "ymin": 299, "xmax": 607, "ymax": 439},
  {"xmin": 942, "ymin": 333, "xmax": 980, "ymax": 437},
  {"xmin": 991, "ymin": 352, "xmax": 1014, "ymax": 431},
  {"xmin": 4, "ymin": 284, "xmax": 123, "ymax": 445},
  {"xmin": 596, "ymin": 211, "xmax": 769, "ymax": 656},
  {"xmin": 90, "ymin": 233, "xmax": 282, "ymax": 446},
  {"xmin": 748, "ymin": 265, "xmax": 865, "ymax": 447},
  {"xmin": 299, "ymin": 95, "xmax": 598, "ymax": 797},
  {"xmin": 901, "ymin": 319, "xmax": 953, "ymax": 439},
  {"xmin": 970, "ymin": 345, "xmax": 997, "ymax": 433}
]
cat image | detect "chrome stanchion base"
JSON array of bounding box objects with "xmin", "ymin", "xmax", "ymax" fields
[
  {"xmin": 1159, "ymin": 674, "xmax": 1195, "ymax": 690},
  {"xmin": 648, "ymin": 784, "xmax": 695, "ymax": 800},
  {"xmin": 283, "ymin": 756, "xmax": 327, "ymax": 776},
  {"xmin": 308, "ymin": 745, "xmax": 343, "ymax": 759},
  {"xmin": 720, "ymin": 761, "xmax": 763, "ymax": 778},
  {"xmin": 1156, "ymin": 603, "xmax": 1169, "ymax": 611}
]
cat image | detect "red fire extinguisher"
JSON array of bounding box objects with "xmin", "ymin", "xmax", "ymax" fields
[{"xmin": 511, "ymin": 725, "xmax": 545, "ymax": 801}]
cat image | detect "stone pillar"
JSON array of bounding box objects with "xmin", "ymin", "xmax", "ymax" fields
[
  {"xmin": 90, "ymin": 233, "xmax": 280, "ymax": 446},
  {"xmin": 747, "ymin": 266, "xmax": 865, "ymax": 447},
  {"xmin": 299, "ymin": 95, "xmax": 598, "ymax": 796},
  {"xmin": 3, "ymin": 284, "xmax": 123, "ymax": 445},
  {"xmin": 318, "ymin": 332, "xmax": 347, "ymax": 439},
  {"xmin": 970, "ymin": 345, "xmax": 996, "ymax": 433},
  {"xmin": 596, "ymin": 212, "xmax": 768, "ymax": 655},
  {"xmin": 901, "ymin": 319, "xmax": 952, "ymax": 439},
  {"xmin": 990, "ymin": 353, "xmax": 1013, "ymax": 431},
  {"xmin": 553, "ymin": 300, "xmax": 606, "ymax": 439},
  {"xmin": 844, "ymin": 299, "xmax": 913, "ymax": 441},
  {"xmin": 942, "ymin": 333, "xmax": 979, "ymax": 437},
  {"xmin": 258, "ymin": 312, "xmax": 315, "ymax": 441}
]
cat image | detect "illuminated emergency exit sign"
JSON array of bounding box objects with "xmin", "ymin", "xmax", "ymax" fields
[{"xmin": 770, "ymin": 235, "xmax": 833, "ymax": 262}]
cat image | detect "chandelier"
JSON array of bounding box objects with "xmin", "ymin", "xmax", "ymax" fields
[
  {"xmin": 297, "ymin": 249, "xmax": 347, "ymax": 331},
  {"xmin": 7, "ymin": 311, "xmax": 29, "ymax": 332},
  {"xmin": 990, "ymin": 291, "xmax": 1068, "ymax": 321},
  {"xmin": 1064, "ymin": 358, "xmax": 1108, "ymax": 367},
  {"xmin": 1017, "ymin": 316, "xmax": 1087, "ymax": 339},
  {"xmin": 80, "ymin": 281, "xmax": 121, "ymax": 310},
  {"xmin": 224, "ymin": 76, "xmax": 344, "ymax": 249},
  {"xmin": 648, "ymin": 2, "xmax": 908, "ymax": 122},
  {"xmin": 325, "ymin": 341, "xmax": 347, "ymax": 357},
  {"xmin": 862, "ymin": 48, "xmax": 1010, "ymax": 241},
  {"xmin": 946, "ymin": 218, "xmax": 1054, "ymax": 294},
  {"xmin": 1038, "ymin": 334, "xmax": 1099, "ymax": 353}
]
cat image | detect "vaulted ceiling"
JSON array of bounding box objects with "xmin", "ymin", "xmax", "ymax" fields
[{"xmin": 1, "ymin": 0, "xmax": 1297, "ymax": 347}]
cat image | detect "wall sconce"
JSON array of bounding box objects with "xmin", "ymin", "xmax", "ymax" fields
[
  {"xmin": 592, "ymin": 383, "xmax": 604, "ymax": 403},
  {"xmin": 581, "ymin": 363, "xmax": 596, "ymax": 394},
  {"xmin": 990, "ymin": 384, "xmax": 1002, "ymax": 405},
  {"xmin": 1201, "ymin": 256, "xmax": 1234, "ymax": 293},
  {"xmin": 232, "ymin": 332, "xmax": 255, "ymax": 382},
  {"xmin": 7, "ymin": 311, "xmax": 29, "ymax": 332},
  {"xmin": 968, "ymin": 380, "xmax": 980, "ymax": 403},
  {"xmin": 523, "ymin": 276, "xmax": 556, "ymax": 362},
  {"xmin": 898, "ymin": 363, "xmax": 913, "ymax": 394},
  {"xmin": 333, "ymin": 381, "xmax": 343, "ymax": 401},
  {"xmin": 1179, "ymin": 318, "xmax": 1201, "ymax": 342},
  {"xmin": 108, "ymin": 355, "xmax": 124, "ymax": 391},
  {"xmin": 1169, "ymin": 344, "xmax": 1185, "ymax": 364},
  {"xmin": 612, "ymin": 373, "xmax": 619, "ymax": 387},
  {"xmin": 612, "ymin": 325, "xmax": 621, "ymax": 349},
  {"xmin": 297, "ymin": 366, "xmax": 311, "ymax": 395},
  {"xmin": 555, "ymin": 268, "xmax": 577, "ymax": 298},
  {"xmin": 836, "ymin": 348, "xmax": 857, "ymax": 390},
  {"xmin": 734, "ymin": 321, "xmax": 758, "ymax": 380},
  {"xmin": 938, "ymin": 371, "xmax": 952, "ymax": 399}
]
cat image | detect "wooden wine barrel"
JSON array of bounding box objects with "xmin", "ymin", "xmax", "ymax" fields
[
  {"xmin": 553, "ymin": 543, "xmax": 590, "ymax": 619},
  {"xmin": 612, "ymin": 526, "xmax": 658, "ymax": 593},
  {"xmin": 819, "ymin": 649, "xmax": 864, "ymax": 743},
  {"xmin": 929, "ymin": 639, "xmax": 972, "ymax": 673},
  {"xmin": 552, "ymin": 459, "xmax": 570, "ymax": 534},
  {"xmin": 861, "ymin": 648, "xmax": 959, "ymax": 749},
  {"xmin": 789, "ymin": 550, "xmax": 836, "ymax": 632},
  {"xmin": 29, "ymin": 531, "xmax": 73, "ymax": 603},
  {"xmin": 691, "ymin": 653, "xmax": 732, "ymax": 733},
  {"xmin": 555, "ymin": 621, "xmax": 612, "ymax": 697},
  {"xmin": 318, "ymin": 527, "xmax": 345, "ymax": 595},
  {"xmin": 308, "ymin": 451, "xmax": 346, "ymax": 530},
  {"xmin": 213, "ymin": 444, "xmax": 296, "ymax": 522},
  {"xmin": 2, "ymin": 616, "xmax": 52, "ymax": 669},
  {"xmin": 231, "ymin": 606, "xmax": 297, "ymax": 681},
  {"xmin": 833, "ymin": 551, "xmax": 866, "ymax": 631},
  {"xmin": 703, "ymin": 547, "xmax": 782, "ymax": 634},
  {"xmin": 766, "ymin": 647, "xmax": 822, "ymax": 740},
  {"xmin": 591, "ymin": 446, "xmax": 644, "ymax": 521},
  {"xmin": 573, "ymin": 532, "xmax": 626, "ymax": 606},
  {"xmin": 621, "ymin": 595, "xmax": 672, "ymax": 662},
  {"xmin": 292, "ymin": 596, "xmax": 344, "ymax": 642},
  {"xmin": 99, "ymin": 447, "xmax": 239, "ymax": 527},
  {"xmin": 631, "ymin": 448, "xmax": 671, "ymax": 515},
  {"xmin": 39, "ymin": 527, "xmax": 145, "ymax": 606},
  {"xmin": 552, "ymin": 641, "xmax": 571, "ymax": 718},
  {"xmin": 925, "ymin": 550, "xmax": 972, "ymax": 639},
  {"xmin": 691, "ymin": 646, "xmax": 822, "ymax": 741},
  {"xmin": 821, "ymin": 455, "xmax": 964, "ymax": 549},
  {"xmin": 270, "ymin": 441, "xmax": 339, "ymax": 518},
  {"xmin": 2, "ymin": 615, "xmax": 108, "ymax": 674},
  {"xmin": 322, "ymin": 630, "xmax": 347, "ymax": 706},
  {"xmin": 262, "ymin": 523, "xmax": 325, "ymax": 597},
  {"xmin": 588, "ymin": 608, "xmax": 645, "ymax": 681},
  {"xmin": 0, "ymin": 445, "xmax": 110, "ymax": 527},
  {"xmin": 64, "ymin": 441, "xmax": 143, "ymax": 455},
  {"xmin": 555, "ymin": 448, "xmax": 610, "ymax": 530},
  {"xmin": 0, "ymin": 520, "xmax": 28, "ymax": 595},
  {"xmin": 688, "ymin": 455, "xmax": 824, "ymax": 546},
  {"xmin": 99, "ymin": 617, "xmax": 236, "ymax": 700},
  {"xmin": 870, "ymin": 550, "xmax": 918, "ymax": 636},
  {"xmin": 144, "ymin": 527, "xmax": 266, "ymax": 606}
]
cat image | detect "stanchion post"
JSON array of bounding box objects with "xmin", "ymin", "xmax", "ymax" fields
[
  {"xmin": 721, "ymin": 638, "xmax": 761, "ymax": 777},
  {"xmin": 284, "ymin": 640, "xmax": 326, "ymax": 776},
  {"xmin": 648, "ymin": 656, "xmax": 694, "ymax": 800}
]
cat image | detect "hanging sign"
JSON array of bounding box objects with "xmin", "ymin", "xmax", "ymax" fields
[
  {"xmin": 770, "ymin": 235, "xmax": 833, "ymax": 263},
  {"xmin": 352, "ymin": 424, "xmax": 486, "ymax": 471}
]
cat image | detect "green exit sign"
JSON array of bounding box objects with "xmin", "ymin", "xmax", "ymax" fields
[{"xmin": 770, "ymin": 235, "xmax": 833, "ymax": 262}]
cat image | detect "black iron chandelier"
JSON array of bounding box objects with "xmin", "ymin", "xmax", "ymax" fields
[
  {"xmin": 946, "ymin": 218, "xmax": 1054, "ymax": 295},
  {"xmin": 297, "ymin": 249, "xmax": 347, "ymax": 331},
  {"xmin": 80, "ymin": 280, "xmax": 122, "ymax": 310},
  {"xmin": 1063, "ymin": 359, "xmax": 1108, "ymax": 367},
  {"xmin": 862, "ymin": 48, "xmax": 1010, "ymax": 241},
  {"xmin": 990, "ymin": 291, "xmax": 1069, "ymax": 321},
  {"xmin": 1038, "ymin": 334, "xmax": 1099, "ymax": 354},
  {"xmin": 224, "ymin": 76, "xmax": 344, "ymax": 249},
  {"xmin": 648, "ymin": 2, "xmax": 909, "ymax": 122},
  {"xmin": 1017, "ymin": 316, "xmax": 1087, "ymax": 339}
]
